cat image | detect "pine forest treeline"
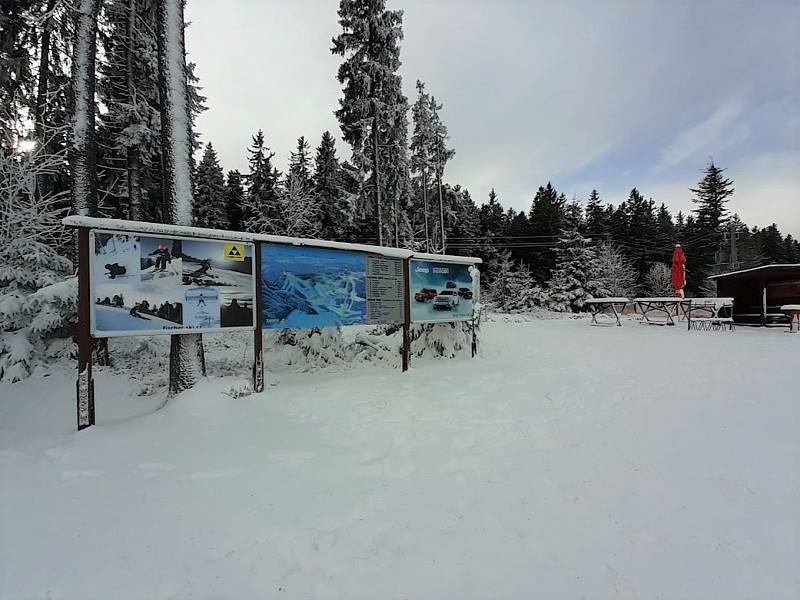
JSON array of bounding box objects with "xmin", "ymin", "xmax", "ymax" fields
[{"xmin": 1, "ymin": 0, "xmax": 799, "ymax": 382}]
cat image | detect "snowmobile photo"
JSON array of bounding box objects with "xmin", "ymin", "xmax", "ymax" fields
[{"xmin": 105, "ymin": 263, "xmax": 127, "ymax": 279}]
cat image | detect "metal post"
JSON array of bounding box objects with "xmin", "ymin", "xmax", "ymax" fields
[
  {"xmin": 76, "ymin": 227, "xmax": 95, "ymax": 430},
  {"xmin": 402, "ymin": 258, "xmax": 410, "ymax": 372},
  {"xmin": 253, "ymin": 242, "xmax": 264, "ymax": 392},
  {"xmin": 761, "ymin": 284, "xmax": 767, "ymax": 327}
]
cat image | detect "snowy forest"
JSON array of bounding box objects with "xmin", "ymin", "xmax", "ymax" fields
[{"xmin": 2, "ymin": 0, "xmax": 799, "ymax": 383}]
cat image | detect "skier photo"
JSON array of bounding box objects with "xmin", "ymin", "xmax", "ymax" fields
[{"xmin": 149, "ymin": 244, "xmax": 172, "ymax": 271}]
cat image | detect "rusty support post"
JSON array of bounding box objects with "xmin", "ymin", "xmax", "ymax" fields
[
  {"xmin": 77, "ymin": 227, "xmax": 95, "ymax": 430},
  {"xmin": 253, "ymin": 242, "xmax": 264, "ymax": 392}
]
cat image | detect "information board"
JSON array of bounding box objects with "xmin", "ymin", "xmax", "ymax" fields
[
  {"xmin": 90, "ymin": 231, "xmax": 255, "ymax": 337},
  {"xmin": 409, "ymin": 259, "xmax": 476, "ymax": 323},
  {"xmin": 261, "ymin": 243, "xmax": 405, "ymax": 329}
]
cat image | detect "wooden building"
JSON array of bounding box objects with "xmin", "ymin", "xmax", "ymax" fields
[{"xmin": 709, "ymin": 264, "xmax": 800, "ymax": 326}]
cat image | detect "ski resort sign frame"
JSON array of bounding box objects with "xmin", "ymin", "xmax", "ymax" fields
[
  {"xmin": 63, "ymin": 216, "xmax": 481, "ymax": 431},
  {"xmin": 90, "ymin": 230, "xmax": 257, "ymax": 337}
]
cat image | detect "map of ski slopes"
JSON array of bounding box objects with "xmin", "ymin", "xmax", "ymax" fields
[{"xmin": 261, "ymin": 243, "xmax": 368, "ymax": 329}]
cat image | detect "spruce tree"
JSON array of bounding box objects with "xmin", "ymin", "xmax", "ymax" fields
[
  {"xmin": 332, "ymin": 0, "xmax": 407, "ymax": 246},
  {"xmin": 687, "ymin": 159, "xmax": 734, "ymax": 289},
  {"xmin": 410, "ymin": 80, "xmax": 434, "ymax": 251},
  {"xmin": 288, "ymin": 135, "xmax": 312, "ymax": 189},
  {"xmin": 225, "ymin": 170, "xmax": 245, "ymax": 231},
  {"xmin": 584, "ymin": 190, "xmax": 606, "ymax": 236},
  {"xmin": 313, "ymin": 131, "xmax": 350, "ymax": 240},
  {"xmin": 528, "ymin": 183, "xmax": 565, "ymax": 282},
  {"xmin": 429, "ymin": 94, "xmax": 454, "ymax": 253},
  {"xmin": 242, "ymin": 130, "xmax": 280, "ymax": 233},
  {"xmin": 691, "ymin": 159, "xmax": 734, "ymax": 233},
  {"xmin": 548, "ymin": 229, "xmax": 605, "ymax": 312},
  {"xmin": 193, "ymin": 142, "xmax": 228, "ymax": 229}
]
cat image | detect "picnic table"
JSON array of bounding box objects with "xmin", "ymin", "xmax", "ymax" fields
[
  {"xmin": 685, "ymin": 297, "xmax": 734, "ymax": 331},
  {"xmin": 633, "ymin": 297, "xmax": 689, "ymax": 326},
  {"xmin": 780, "ymin": 304, "xmax": 800, "ymax": 333},
  {"xmin": 585, "ymin": 297, "xmax": 632, "ymax": 326}
]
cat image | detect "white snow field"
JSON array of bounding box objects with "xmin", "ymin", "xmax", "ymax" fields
[{"xmin": 1, "ymin": 317, "xmax": 798, "ymax": 599}]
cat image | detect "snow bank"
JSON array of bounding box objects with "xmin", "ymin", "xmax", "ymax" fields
[{"xmin": 1, "ymin": 319, "xmax": 798, "ymax": 598}]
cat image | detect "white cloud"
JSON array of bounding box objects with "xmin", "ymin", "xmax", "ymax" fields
[{"xmin": 658, "ymin": 97, "xmax": 747, "ymax": 170}]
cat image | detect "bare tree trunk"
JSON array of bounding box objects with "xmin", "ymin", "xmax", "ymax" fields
[
  {"xmin": 69, "ymin": 0, "xmax": 101, "ymax": 217},
  {"xmin": 435, "ymin": 136, "xmax": 445, "ymax": 254},
  {"xmin": 157, "ymin": 0, "xmax": 205, "ymax": 395},
  {"xmin": 422, "ymin": 168, "xmax": 430, "ymax": 253},
  {"xmin": 34, "ymin": 0, "xmax": 57, "ymax": 142},
  {"xmin": 126, "ymin": 0, "xmax": 142, "ymax": 220},
  {"xmin": 372, "ymin": 110, "xmax": 383, "ymax": 246}
]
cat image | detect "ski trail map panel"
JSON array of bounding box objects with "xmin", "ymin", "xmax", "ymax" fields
[
  {"xmin": 409, "ymin": 259, "xmax": 475, "ymax": 323},
  {"xmin": 260, "ymin": 243, "xmax": 404, "ymax": 330},
  {"xmin": 90, "ymin": 231, "xmax": 256, "ymax": 337}
]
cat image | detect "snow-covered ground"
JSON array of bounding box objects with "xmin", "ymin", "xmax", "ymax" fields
[{"xmin": 1, "ymin": 317, "xmax": 798, "ymax": 599}]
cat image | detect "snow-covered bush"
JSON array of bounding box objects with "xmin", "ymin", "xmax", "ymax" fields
[
  {"xmin": 644, "ymin": 262, "xmax": 673, "ymax": 297},
  {"xmin": 268, "ymin": 327, "xmax": 352, "ymax": 369},
  {"xmin": 0, "ymin": 242, "xmax": 77, "ymax": 381},
  {"xmin": 0, "ymin": 151, "xmax": 76, "ymax": 382},
  {"xmin": 410, "ymin": 322, "xmax": 471, "ymax": 358}
]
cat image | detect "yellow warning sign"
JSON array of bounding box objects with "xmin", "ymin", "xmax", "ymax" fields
[{"xmin": 224, "ymin": 243, "xmax": 245, "ymax": 261}]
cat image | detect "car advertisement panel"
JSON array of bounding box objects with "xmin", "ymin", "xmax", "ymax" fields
[
  {"xmin": 90, "ymin": 231, "xmax": 255, "ymax": 337},
  {"xmin": 409, "ymin": 259, "xmax": 476, "ymax": 323},
  {"xmin": 261, "ymin": 243, "xmax": 404, "ymax": 329}
]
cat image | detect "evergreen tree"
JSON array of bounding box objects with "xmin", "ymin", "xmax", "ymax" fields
[
  {"xmin": 691, "ymin": 159, "xmax": 734, "ymax": 233},
  {"xmin": 489, "ymin": 250, "xmax": 545, "ymax": 312},
  {"xmin": 593, "ymin": 242, "xmax": 638, "ymax": 298},
  {"xmin": 687, "ymin": 160, "xmax": 735, "ymax": 289},
  {"xmin": 288, "ymin": 135, "xmax": 312, "ymax": 188},
  {"xmin": 624, "ymin": 188, "xmax": 657, "ymax": 279},
  {"xmin": 528, "ymin": 183, "xmax": 565, "ymax": 282},
  {"xmin": 755, "ymin": 224, "xmax": 787, "ymax": 263},
  {"xmin": 313, "ymin": 131, "xmax": 351, "ymax": 240},
  {"xmin": 444, "ymin": 185, "xmax": 481, "ymax": 257},
  {"xmin": 584, "ymin": 190, "xmax": 606, "ymax": 236},
  {"xmin": 548, "ymin": 229, "xmax": 605, "ymax": 312},
  {"xmin": 96, "ymin": 0, "xmax": 162, "ymax": 221},
  {"xmin": 332, "ymin": 0, "xmax": 406, "ymax": 246},
  {"xmin": 429, "ymin": 93, "xmax": 454, "ymax": 252},
  {"xmin": 242, "ymin": 130, "xmax": 280, "ymax": 233},
  {"xmin": 410, "ymin": 80, "xmax": 434, "ymax": 251},
  {"xmin": 250, "ymin": 172, "xmax": 320, "ymax": 238},
  {"xmin": 225, "ymin": 170, "xmax": 245, "ymax": 231},
  {"xmin": 193, "ymin": 142, "xmax": 228, "ymax": 229},
  {"xmin": 643, "ymin": 263, "xmax": 672, "ymax": 296}
]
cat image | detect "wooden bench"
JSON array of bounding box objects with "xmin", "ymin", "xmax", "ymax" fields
[{"xmin": 686, "ymin": 298, "xmax": 734, "ymax": 331}]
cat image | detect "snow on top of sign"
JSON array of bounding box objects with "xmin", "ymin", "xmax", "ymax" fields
[{"xmin": 62, "ymin": 216, "xmax": 482, "ymax": 264}]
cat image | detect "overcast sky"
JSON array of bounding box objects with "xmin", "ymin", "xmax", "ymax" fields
[{"xmin": 185, "ymin": 0, "xmax": 800, "ymax": 236}]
